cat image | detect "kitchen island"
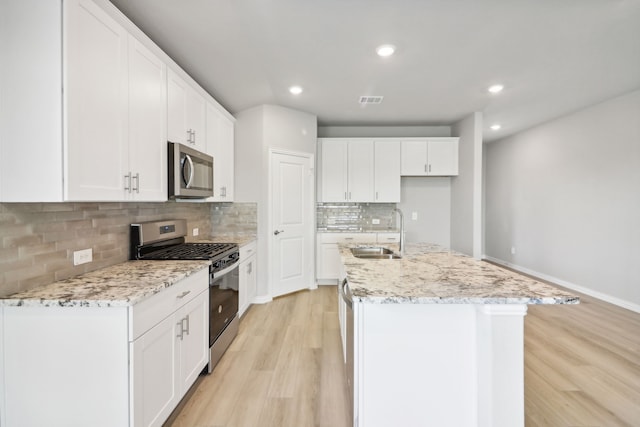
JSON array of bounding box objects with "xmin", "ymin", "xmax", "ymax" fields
[{"xmin": 338, "ymin": 243, "xmax": 578, "ymax": 427}]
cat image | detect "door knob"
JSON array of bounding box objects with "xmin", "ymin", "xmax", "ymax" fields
[{"xmin": 274, "ymin": 230, "xmax": 284, "ymax": 235}]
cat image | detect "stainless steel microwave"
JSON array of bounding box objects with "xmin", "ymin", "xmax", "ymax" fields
[{"xmin": 168, "ymin": 142, "xmax": 214, "ymax": 199}]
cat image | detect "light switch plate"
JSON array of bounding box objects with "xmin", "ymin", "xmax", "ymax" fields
[
  {"xmin": 412, "ymin": 212, "xmax": 418, "ymax": 220},
  {"xmin": 193, "ymin": 227, "xmax": 199, "ymax": 236}
]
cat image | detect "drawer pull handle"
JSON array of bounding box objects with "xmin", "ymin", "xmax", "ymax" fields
[
  {"xmin": 218, "ymin": 305, "xmax": 223, "ymax": 313},
  {"xmin": 177, "ymin": 290, "xmax": 191, "ymax": 299}
]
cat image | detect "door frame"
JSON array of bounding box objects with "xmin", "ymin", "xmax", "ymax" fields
[{"xmin": 268, "ymin": 148, "xmax": 316, "ymax": 297}]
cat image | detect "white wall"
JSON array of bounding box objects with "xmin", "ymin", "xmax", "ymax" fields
[
  {"xmin": 318, "ymin": 125, "xmax": 451, "ymax": 138},
  {"xmin": 484, "ymin": 90, "xmax": 640, "ymax": 310},
  {"xmin": 398, "ymin": 177, "xmax": 451, "ymax": 247},
  {"xmin": 451, "ymin": 113, "xmax": 483, "ymax": 258},
  {"xmin": 234, "ymin": 104, "xmax": 317, "ymax": 300}
]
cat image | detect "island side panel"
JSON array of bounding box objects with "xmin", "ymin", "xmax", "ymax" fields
[
  {"xmin": 2, "ymin": 305, "xmax": 130, "ymax": 427},
  {"xmin": 355, "ymin": 303, "xmax": 478, "ymax": 427},
  {"xmin": 476, "ymin": 304, "xmax": 528, "ymax": 427}
]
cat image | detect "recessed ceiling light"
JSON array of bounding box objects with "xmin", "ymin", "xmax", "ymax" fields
[
  {"xmin": 376, "ymin": 44, "xmax": 396, "ymax": 57},
  {"xmin": 490, "ymin": 124, "xmax": 502, "ymax": 131},
  {"xmin": 488, "ymin": 84, "xmax": 504, "ymax": 94},
  {"xmin": 289, "ymin": 86, "xmax": 303, "ymax": 95}
]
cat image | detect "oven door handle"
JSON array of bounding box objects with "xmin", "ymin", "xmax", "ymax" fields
[{"xmin": 213, "ymin": 260, "xmax": 239, "ymax": 279}]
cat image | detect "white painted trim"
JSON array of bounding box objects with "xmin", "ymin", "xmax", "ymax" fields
[
  {"xmin": 251, "ymin": 295, "xmax": 273, "ymax": 304},
  {"xmin": 483, "ymin": 255, "xmax": 640, "ymax": 314}
]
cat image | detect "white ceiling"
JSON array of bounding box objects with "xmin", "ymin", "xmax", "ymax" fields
[{"xmin": 109, "ymin": 0, "xmax": 640, "ymax": 142}]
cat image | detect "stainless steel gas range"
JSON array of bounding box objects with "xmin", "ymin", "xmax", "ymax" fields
[{"xmin": 130, "ymin": 219, "xmax": 239, "ymax": 373}]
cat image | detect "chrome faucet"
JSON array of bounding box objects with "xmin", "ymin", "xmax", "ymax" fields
[{"xmin": 393, "ymin": 208, "xmax": 405, "ymax": 256}]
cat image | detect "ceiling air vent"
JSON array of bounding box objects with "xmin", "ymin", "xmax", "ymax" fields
[{"xmin": 359, "ymin": 95, "xmax": 384, "ymax": 105}]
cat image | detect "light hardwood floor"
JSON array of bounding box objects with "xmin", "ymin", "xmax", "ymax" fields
[
  {"xmin": 166, "ymin": 285, "xmax": 640, "ymax": 427},
  {"xmin": 165, "ymin": 285, "xmax": 351, "ymax": 427}
]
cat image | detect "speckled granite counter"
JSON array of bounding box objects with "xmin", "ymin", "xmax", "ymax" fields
[
  {"xmin": 0, "ymin": 260, "xmax": 210, "ymax": 308},
  {"xmin": 341, "ymin": 242, "xmax": 578, "ymax": 305}
]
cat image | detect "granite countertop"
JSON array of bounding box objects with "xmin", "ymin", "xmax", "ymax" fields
[
  {"xmin": 0, "ymin": 260, "xmax": 210, "ymax": 308},
  {"xmin": 341, "ymin": 242, "xmax": 579, "ymax": 305}
]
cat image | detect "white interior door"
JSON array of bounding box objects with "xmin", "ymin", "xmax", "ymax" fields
[{"xmin": 270, "ymin": 150, "xmax": 314, "ymax": 297}]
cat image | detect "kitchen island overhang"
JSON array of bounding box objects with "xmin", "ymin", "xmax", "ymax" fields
[{"xmin": 338, "ymin": 242, "xmax": 578, "ymax": 427}]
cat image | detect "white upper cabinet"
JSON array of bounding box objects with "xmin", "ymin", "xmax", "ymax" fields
[
  {"xmin": 401, "ymin": 137, "xmax": 459, "ymax": 176},
  {"xmin": 319, "ymin": 140, "xmax": 349, "ymax": 202},
  {"xmin": 374, "ymin": 140, "xmax": 401, "ymax": 202},
  {"xmin": 319, "ymin": 139, "xmax": 374, "ymax": 202},
  {"xmin": 318, "ymin": 138, "xmax": 400, "ymax": 203},
  {"xmin": 347, "ymin": 140, "xmax": 375, "ymax": 202},
  {"xmin": 126, "ymin": 37, "xmax": 167, "ymax": 201},
  {"xmin": 65, "ymin": 0, "xmax": 130, "ymax": 200},
  {"xmin": 168, "ymin": 70, "xmax": 206, "ymax": 152},
  {"xmin": 65, "ymin": 0, "xmax": 167, "ymax": 201},
  {"xmin": 206, "ymin": 102, "xmax": 235, "ymax": 201},
  {"xmin": 0, "ymin": 0, "xmax": 232, "ymax": 202}
]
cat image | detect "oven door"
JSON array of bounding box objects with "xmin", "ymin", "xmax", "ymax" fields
[{"xmin": 209, "ymin": 262, "xmax": 239, "ymax": 347}]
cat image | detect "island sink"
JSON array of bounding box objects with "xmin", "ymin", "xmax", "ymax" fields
[{"xmin": 350, "ymin": 247, "xmax": 401, "ymax": 259}]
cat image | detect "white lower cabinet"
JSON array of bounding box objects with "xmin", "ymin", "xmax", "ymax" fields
[
  {"xmin": 131, "ymin": 284, "xmax": 208, "ymax": 427},
  {"xmin": 316, "ymin": 233, "xmax": 399, "ymax": 284},
  {"xmin": 0, "ymin": 269, "xmax": 209, "ymax": 427},
  {"xmin": 239, "ymin": 240, "xmax": 257, "ymax": 317}
]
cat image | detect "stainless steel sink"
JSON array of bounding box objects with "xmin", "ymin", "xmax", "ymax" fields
[{"xmin": 351, "ymin": 247, "xmax": 401, "ymax": 259}]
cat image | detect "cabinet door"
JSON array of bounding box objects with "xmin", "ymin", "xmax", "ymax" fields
[
  {"xmin": 131, "ymin": 313, "xmax": 179, "ymax": 427},
  {"xmin": 400, "ymin": 140, "xmax": 428, "ymax": 175},
  {"xmin": 320, "ymin": 140, "xmax": 348, "ymax": 202},
  {"xmin": 185, "ymin": 87, "xmax": 206, "ymax": 151},
  {"xmin": 347, "ymin": 140, "xmax": 374, "ymax": 202},
  {"xmin": 239, "ymin": 254, "xmax": 257, "ymax": 316},
  {"xmin": 427, "ymin": 138, "xmax": 459, "ymax": 176},
  {"xmin": 317, "ymin": 243, "xmax": 341, "ymax": 281},
  {"xmin": 167, "ymin": 70, "xmax": 188, "ymax": 145},
  {"xmin": 247, "ymin": 254, "xmax": 257, "ymax": 306},
  {"xmin": 374, "ymin": 140, "xmax": 401, "ymax": 202},
  {"xmin": 65, "ymin": 0, "xmax": 129, "ymax": 200},
  {"xmin": 206, "ymin": 103, "xmax": 235, "ymax": 201},
  {"xmin": 177, "ymin": 289, "xmax": 209, "ymax": 395},
  {"xmin": 128, "ymin": 37, "xmax": 167, "ymax": 201}
]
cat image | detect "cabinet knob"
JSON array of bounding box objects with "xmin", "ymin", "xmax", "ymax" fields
[{"xmin": 274, "ymin": 230, "xmax": 284, "ymax": 235}]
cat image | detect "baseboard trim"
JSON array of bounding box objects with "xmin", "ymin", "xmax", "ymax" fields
[
  {"xmin": 252, "ymin": 295, "xmax": 273, "ymax": 304},
  {"xmin": 483, "ymin": 255, "xmax": 640, "ymax": 314}
]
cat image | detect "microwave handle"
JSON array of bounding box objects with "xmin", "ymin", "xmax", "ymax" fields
[{"xmin": 182, "ymin": 154, "xmax": 195, "ymax": 188}]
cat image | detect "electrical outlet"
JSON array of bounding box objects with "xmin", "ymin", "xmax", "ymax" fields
[
  {"xmin": 411, "ymin": 211, "xmax": 418, "ymax": 220},
  {"xmin": 193, "ymin": 227, "xmax": 199, "ymax": 237},
  {"xmin": 73, "ymin": 248, "xmax": 92, "ymax": 266},
  {"xmin": 511, "ymin": 247, "xmax": 516, "ymax": 255},
  {"xmin": 372, "ymin": 218, "xmax": 380, "ymax": 225}
]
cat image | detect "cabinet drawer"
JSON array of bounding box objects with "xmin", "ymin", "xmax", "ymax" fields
[
  {"xmin": 240, "ymin": 240, "xmax": 257, "ymax": 260},
  {"xmin": 319, "ymin": 233, "xmax": 377, "ymax": 244},
  {"xmin": 377, "ymin": 233, "xmax": 400, "ymax": 243},
  {"xmin": 130, "ymin": 268, "xmax": 209, "ymax": 340}
]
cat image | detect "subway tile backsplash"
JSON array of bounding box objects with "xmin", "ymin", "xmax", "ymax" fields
[
  {"xmin": 0, "ymin": 202, "xmax": 257, "ymax": 298},
  {"xmin": 317, "ymin": 203, "xmax": 397, "ymax": 232}
]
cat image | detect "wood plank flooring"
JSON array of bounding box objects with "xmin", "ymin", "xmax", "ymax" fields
[
  {"xmin": 165, "ymin": 285, "xmax": 640, "ymax": 427},
  {"xmin": 165, "ymin": 286, "xmax": 350, "ymax": 427}
]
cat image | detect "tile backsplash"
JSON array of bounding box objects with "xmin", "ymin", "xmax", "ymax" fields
[
  {"xmin": 211, "ymin": 202, "xmax": 257, "ymax": 235},
  {"xmin": 0, "ymin": 202, "xmax": 256, "ymax": 297},
  {"xmin": 317, "ymin": 203, "xmax": 397, "ymax": 232}
]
